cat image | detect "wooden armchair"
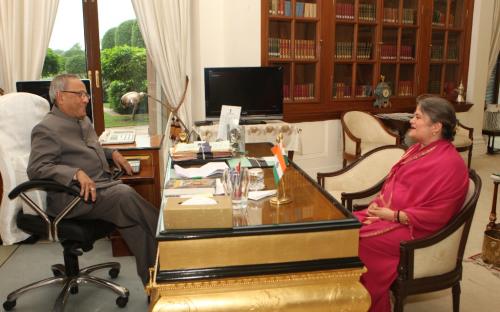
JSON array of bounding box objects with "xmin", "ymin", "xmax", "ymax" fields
[
  {"xmin": 317, "ymin": 145, "xmax": 405, "ymax": 211},
  {"xmin": 341, "ymin": 111, "xmax": 400, "ymax": 167},
  {"xmin": 453, "ymin": 121, "xmax": 473, "ymax": 168},
  {"xmin": 390, "ymin": 170, "xmax": 481, "ymax": 312}
]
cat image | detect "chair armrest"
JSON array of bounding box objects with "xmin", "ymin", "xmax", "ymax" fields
[
  {"xmin": 457, "ymin": 121, "xmax": 473, "ymax": 140},
  {"xmin": 8, "ymin": 179, "xmax": 79, "ymax": 199},
  {"xmin": 9, "ymin": 179, "xmax": 82, "ymax": 242},
  {"xmin": 342, "ymin": 179, "xmax": 384, "ymax": 210}
]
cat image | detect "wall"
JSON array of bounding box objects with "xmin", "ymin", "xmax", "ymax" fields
[{"xmin": 190, "ymin": 0, "xmax": 493, "ymax": 177}]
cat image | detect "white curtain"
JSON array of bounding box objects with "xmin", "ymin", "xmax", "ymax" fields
[
  {"xmin": 131, "ymin": 0, "xmax": 191, "ymax": 131},
  {"xmin": 488, "ymin": 2, "xmax": 500, "ymax": 79},
  {"xmin": 0, "ymin": 0, "xmax": 59, "ymax": 93},
  {"xmin": 485, "ymin": 2, "xmax": 500, "ymax": 105}
]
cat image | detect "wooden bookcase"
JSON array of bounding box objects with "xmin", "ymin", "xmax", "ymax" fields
[{"xmin": 261, "ymin": 0, "xmax": 475, "ymax": 122}]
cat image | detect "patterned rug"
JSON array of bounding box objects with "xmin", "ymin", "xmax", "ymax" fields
[{"xmin": 465, "ymin": 253, "xmax": 500, "ymax": 278}]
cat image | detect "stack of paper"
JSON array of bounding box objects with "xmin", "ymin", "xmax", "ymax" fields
[
  {"xmin": 174, "ymin": 162, "xmax": 228, "ymax": 178},
  {"xmin": 170, "ymin": 141, "xmax": 232, "ymax": 161}
]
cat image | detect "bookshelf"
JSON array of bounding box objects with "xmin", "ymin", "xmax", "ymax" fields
[
  {"xmin": 262, "ymin": 0, "xmax": 320, "ymax": 103},
  {"xmin": 261, "ymin": 0, "xmax": 474, "ymax": 122}
]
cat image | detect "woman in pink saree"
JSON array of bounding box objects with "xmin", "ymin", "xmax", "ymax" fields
[{"xmin": 354, "ymin": 96, "xmax": 469, "ymax": 311}]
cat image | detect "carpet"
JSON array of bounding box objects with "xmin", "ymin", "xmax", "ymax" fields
[
  {"xmin": 465, "ymin": 253, "xmax": 500, "ymax": 278},
  {"xmin": 0, "ymin": 245, "xmax": 19, "ymax": 268}
]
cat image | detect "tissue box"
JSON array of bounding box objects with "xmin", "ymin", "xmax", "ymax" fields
[{"xmin": 163, "ymin": 196, "xmax": 233, "ymax": 230}]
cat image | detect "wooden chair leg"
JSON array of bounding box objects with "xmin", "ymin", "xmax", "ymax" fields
[
  {"xmin": 467, "ymin": 146, "xmax": 472, "ymax": 168},
  {"xmin": 452, "ymin": 283, "xmax": 461, "ymax": 312},
  {"xmin": 393, "ymin": 293, "xmax": 405, "ymax": 312}
]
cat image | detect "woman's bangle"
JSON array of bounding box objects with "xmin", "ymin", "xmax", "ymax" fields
[
  {"xmin": 396, "ymin": 210, "xmax": 401, "ymax": 223},
  {"xmin": 393, "ymin": 210, "xmax": 398, "ymax": 222}
]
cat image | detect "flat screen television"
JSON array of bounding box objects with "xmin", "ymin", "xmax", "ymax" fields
[
  {"xmin": 204, "ymin": 66, "xmax": 283, "ymax": 121},
  {"xmin": 16, "ymin": 79, "xmax": 93, "ymax": 122}
]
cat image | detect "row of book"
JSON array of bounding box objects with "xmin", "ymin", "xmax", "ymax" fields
[
  {"xmin": 432, "ymin": 11, "xmax": 455, "ymax": 26},
  {"xmin": 268, "ymin": 0, "xmax": 291, "ymax": 16},
  {"xmin": 268, "ymin": 38, "xmax": 315, "ymax": 59},
  {"xmin": 333, "ymin": 83, "xmax": 352, "ymax": 98},
  {"xmin": 296, "ymin": 2, "xmax": 317, "ymax": 18},
  {"xmin": 357, "ymin": 42, "xmax": 372, "ymax": 59},
  {"xmin": 335, "ymin": 2, "xmax": 376, "ymax": 21},
  {"xmin": 381, "ymin": 45, "xmax": 414, "ymax": 60},
  {"xmin": 355, "ymin": 85, "xmax": 372, "ymax": 97},
  {"xmin": 430, "ymin": 45, "xmax": 459, "ymax": 60},
  {"xmin": 398, "ymin": 81, "xmax": 414, "ymax": 96},
  {"xmin": 268, "ymin": 0, "xmax": 316, "ymax": 18},
  {"xmin": 294, "ymin": 83, "xmax": 315, "ymax": 100},
  {"xmin": 383, "ymin": 8, "xmax": 416, "ymax": 24}
]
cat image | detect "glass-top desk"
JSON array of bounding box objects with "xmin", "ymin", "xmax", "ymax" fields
[{"xmin": 148, "ymin": 143, "xmax": 370, "ymax": 312}]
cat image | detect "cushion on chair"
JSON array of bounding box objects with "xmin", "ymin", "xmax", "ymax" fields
[
  {"xmin": 14, "ymin": 153, "xmax": 47, "ymax": 216},
  {"xmin": 412, "ymin": 179, "xmax": 475, "ymax": 278},
  {"xmin": 17, "ymin": 211, "xmax": 115, "ymax": 246},
  {"xmin": 453, "ymin": 133, "xmax": 472, "ymax": 148},
  {"xmin": 0, "ymin": 93, "xmax": 50, "ymax": 244},
  {"xmin": 324, "ymin": 147, "xmax": 405, "ymax": 201},
  {"xmin": 343, "ymin": 111, "xmax": 399, "ymax": 145}
]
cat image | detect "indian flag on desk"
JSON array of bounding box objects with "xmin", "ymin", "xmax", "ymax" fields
[{"xmin": 271, "ymin": 144, "xmax": 287, "ymax": 185}]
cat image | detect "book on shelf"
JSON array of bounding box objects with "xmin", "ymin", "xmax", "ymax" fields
[
  {"xmin": 335, "ymin": 3, "xmax": 354, "ymax": 20},
  {"xmin": 164, "ymin": 178, "xmax": 217, "ymax": 196},
  {"xmin": 359, "ymin": 3, "xmax": 375, "ymax": 21}
]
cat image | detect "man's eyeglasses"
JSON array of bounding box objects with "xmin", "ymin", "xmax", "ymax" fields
[{"xmin": 60, "ymin": 90, "xmax": 90, "ymax": 99}]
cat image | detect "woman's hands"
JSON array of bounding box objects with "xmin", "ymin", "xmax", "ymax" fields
[{"xmin": 362, "ymin": 195, "xmax": 395, "ymax": 225}]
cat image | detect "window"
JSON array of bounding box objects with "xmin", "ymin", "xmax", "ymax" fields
[{"xmin": 43, "ymin": 0, "xmax": 155, "ymax": 135}]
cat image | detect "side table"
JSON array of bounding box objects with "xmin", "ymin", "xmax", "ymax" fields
[
  {"xmin": 103, "ymin": 134, "xmax": 163, "ymax": 256},
  {"xmin": 482, "ymin": 129, "xmax": 500, "ymax": 154}
]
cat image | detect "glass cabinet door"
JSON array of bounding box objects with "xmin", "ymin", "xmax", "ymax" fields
[
  {"xmin": 379, "ymin": 0, "xmax": 418, "ymax": 97},
  {"xmin": 427, "ymin": 0, "xmax": 467, "ymax": 95}
]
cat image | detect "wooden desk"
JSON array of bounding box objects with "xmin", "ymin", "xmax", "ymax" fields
[
  {"xmin": 148, "ymin": 143, "xmax": 370, "ymax": 311},
  {"xmin": 104, "ymin": 134, "xmax": 163, "ymax": 256}
]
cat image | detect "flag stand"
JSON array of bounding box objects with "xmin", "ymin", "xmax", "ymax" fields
[
  {"xmin": 270, "ymin": 133, "xmax": 292, "ymax": 206},
  {"xmin": 269, "ymin": 177, "xmax": 292, "ymax": 206}
]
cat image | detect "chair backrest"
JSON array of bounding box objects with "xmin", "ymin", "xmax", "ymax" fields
[
  {"xmin": 411, "ymin": 170, "xmax": 481, "ymax": 279},
  {"xmin": 0, "ymin": 92, "xmax": 50, "ymax": 244},
  {"xmin": 324, "ymin": 145, "xmax": 405, "ymax": 193},
  {"xmin": 341, "ymin": 110, "xmax": 395, "ymax": 143}
]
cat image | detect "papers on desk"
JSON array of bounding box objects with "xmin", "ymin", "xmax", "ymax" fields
[
  {"xmin": 170, "ymin": 141, "xmax": 232, "ymax": 161},
  {"xmin": 248, "ymin": 190, "xmax": 276, "ymax": 201},
  {"xmin": 174, "ymin": 162, "xmax": 228, "ymax": 178},
  {"xmin": 227, "ymin": 157, "xmax": 275, "ymax": 168}
]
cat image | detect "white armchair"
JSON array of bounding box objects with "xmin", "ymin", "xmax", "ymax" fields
[
  {"xmin": 391, "ymin": 170, "xmax": 481, "ymax": 312},
  {"xmin": 341, "ymin": 110, "xmax": 400, "ymax": 167},
  {"xmin": 317, "ymin": 146, "xmax": 405, "ymax": 211},
  {"xmin": 0, "ymin": 92, "xmax": 49, "ymax": 244},
  {"xmin": 453, "ymin": 121, "xmax": 473, "ymax": 168}
]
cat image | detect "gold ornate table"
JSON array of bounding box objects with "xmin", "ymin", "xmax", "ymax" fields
[{"xmin": 148, "ymin": 143, "xmax": 370, "ymax": 311}]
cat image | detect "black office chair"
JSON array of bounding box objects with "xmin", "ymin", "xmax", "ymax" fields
[{"xmin": 3, "ymin": 180, "xmax": 129, "ymax": 311}]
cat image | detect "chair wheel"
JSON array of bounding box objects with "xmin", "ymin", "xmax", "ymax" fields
[
  {"xmin": 109, "ymin": 268, "xmax": 120, "ymax": 279},
  {"xmin": 116, "ymin": 296, "xmax": 128, "ymax": 308},
  {"xmin": 3, "ymin": 300, "xmax": 16, "ymax": 310},
  {"xmin": 70, "ymin": 285, "xmax": 79, "ymax": 294}
]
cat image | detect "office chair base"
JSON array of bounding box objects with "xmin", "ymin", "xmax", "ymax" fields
[{"xmin": 3, "ymin": 262, "xmax": 129, "ymax": 311}]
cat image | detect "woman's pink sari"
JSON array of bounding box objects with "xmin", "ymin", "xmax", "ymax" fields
[{"xmin": 353, "ymin": 139, "xmax": 469, "ymax": 311}]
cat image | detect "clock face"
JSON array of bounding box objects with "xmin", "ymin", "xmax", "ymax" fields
[{"xmin": 382, "ymin": 88, "xmax": 390, "ymax": 98}]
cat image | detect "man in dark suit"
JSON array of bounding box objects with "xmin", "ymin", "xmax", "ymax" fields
[{"xmin": 27, "ymin": 74, "xmax": 158, "ymax": 285}]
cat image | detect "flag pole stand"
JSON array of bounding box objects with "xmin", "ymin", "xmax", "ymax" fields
[
  {"xmin": 269, "ymin": 179, "xmax": 292, "ymax": 206},
  {"xmin": 270, "ymin": 132, "xmax": 292, "ymax": 206}
]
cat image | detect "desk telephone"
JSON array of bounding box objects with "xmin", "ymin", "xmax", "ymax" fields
[{"xmin": 128, "ymin": 159, "xmax": 141, "ymax": 174}]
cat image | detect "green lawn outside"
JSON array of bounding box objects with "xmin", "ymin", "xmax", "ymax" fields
[{"xmin": 103, "ymin": 102, "xmax": 149, "ymax": 128}]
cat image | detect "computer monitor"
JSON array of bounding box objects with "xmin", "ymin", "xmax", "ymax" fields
[{"xmin": 16, "ymin": 79, "xmax": 93, "ymax": 122}]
